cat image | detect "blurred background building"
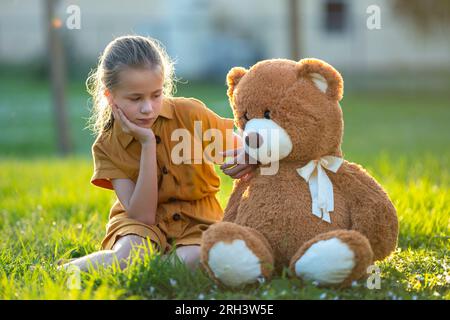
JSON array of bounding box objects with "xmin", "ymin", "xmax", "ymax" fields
[
  {"xmin": 0, "ymin": 0, "xmax": 449, "ymax": 156},
  {"xmin": 1, "ymin": 0, "xmax": 449, "ymax": 87}
]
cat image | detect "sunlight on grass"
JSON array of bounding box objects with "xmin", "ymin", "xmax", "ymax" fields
[
  {"xmin": 1, "ymin": 79, "xmax": 449, "ymax": 299},
  {"xmin": 0, "ymin": 154, "xmax": 448, "ymax": 300}
]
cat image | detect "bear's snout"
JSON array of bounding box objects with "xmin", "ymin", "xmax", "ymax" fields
[{"xmin": 243, "ymin": 118, "xmax": 293, "ymax": 165}]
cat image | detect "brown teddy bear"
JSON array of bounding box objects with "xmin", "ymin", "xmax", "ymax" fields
[{"xmin": 200, "ymin": 58, "xmax": 398, "ymax": 288}]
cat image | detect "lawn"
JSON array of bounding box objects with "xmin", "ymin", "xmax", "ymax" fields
[{"xmin": 0, "ymin": 74, "xmax": 449, "ymax": 300}]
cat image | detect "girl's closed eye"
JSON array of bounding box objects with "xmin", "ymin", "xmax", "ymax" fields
[{"xmin": 153, "ymin": 90, "xmax": 163, "ymax": 99}]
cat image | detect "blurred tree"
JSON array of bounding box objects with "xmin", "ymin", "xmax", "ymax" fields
[
  {"xmin": 393, "ymin": 0, "xmax": 450, "ymax": 32},
  {"xmin": 289, "ymin": 0, "xmax": 301, "ymax": 60},
  {"xmin": 45, "ymin": 0, "xmax": 72, "ymax": 155}
]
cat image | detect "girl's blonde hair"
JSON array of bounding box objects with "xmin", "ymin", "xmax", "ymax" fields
[{"xmin": 86, "ymin": 35, "xmax": 176, "ymax": 136}]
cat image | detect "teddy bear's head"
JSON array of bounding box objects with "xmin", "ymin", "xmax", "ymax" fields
[{"xmin": 227, "ymin": 58, "xmax": 344, "ymax": 165}]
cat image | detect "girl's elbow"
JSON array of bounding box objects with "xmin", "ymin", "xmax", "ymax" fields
[
  {"xmin": 139, "ymin": 216, "xmax": 156, "ymax": 226},
  {"xmin": 127, "ymin": 210, "xmax": 156, "ymax": 226}
]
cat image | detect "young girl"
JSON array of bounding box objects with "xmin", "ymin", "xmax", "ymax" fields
[{"xmin": 61, "ymin": 35, "xmax": 255, "ymax": 272}]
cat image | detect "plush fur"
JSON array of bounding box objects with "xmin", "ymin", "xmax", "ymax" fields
[{"xmin": 200, "ymin": 58, "xmax": 398, "ymax": 288}]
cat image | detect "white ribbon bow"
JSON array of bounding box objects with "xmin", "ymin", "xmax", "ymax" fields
[{"xmin": 296, "ymin": 156, "xmax": 344, "ymax": 223}]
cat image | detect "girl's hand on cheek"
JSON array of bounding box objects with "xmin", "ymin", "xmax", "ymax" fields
[{"xmin": 111, "ymin": 105, "xmax": 155, "ymax": 145}]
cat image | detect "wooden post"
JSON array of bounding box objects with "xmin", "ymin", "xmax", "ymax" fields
[
  {"xmin": 45, "ymin": 0, "xmax": 72, "ymax": 155},
  {"xmin": 288, "ymin": 0, "xmax": 301, "ymax": 61}
]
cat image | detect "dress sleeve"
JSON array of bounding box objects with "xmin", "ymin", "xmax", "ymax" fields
[
  {"xmin": 188, "ymin": 98, "xmax": 237, "ymax": 164},
  {"xmin": 90, "ymin": 137, "xmax": 130, "ymax": 190},
  {"xmin": 191, "ymin": 98, "xmax": 235, "ymax": 150}
]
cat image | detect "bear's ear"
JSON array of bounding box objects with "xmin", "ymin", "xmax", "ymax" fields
[
  {"xmin": 226, "ymin": 67, "xmax": 248, "ymax": 100},
  {"xmin": 296, "ymin": 58, "xmax": 343, "ymax": 101}
]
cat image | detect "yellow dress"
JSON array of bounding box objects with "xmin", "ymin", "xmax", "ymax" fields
[{"xmin": 90, "ymin": 97, "xmax": 235, "ymax": 251}]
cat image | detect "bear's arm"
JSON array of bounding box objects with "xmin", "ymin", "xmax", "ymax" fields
[
  {"xmin": 222, "ymin": 177, "xmax": 251, "ymax": 222},
  {"xmin": 338, "ymin": 161, "xmax": 399, "ymax": 261}
]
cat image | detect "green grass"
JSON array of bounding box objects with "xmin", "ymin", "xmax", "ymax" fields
[{"xmin": 0, "ymin": 74, "xmax": 449, "ymax": 299}]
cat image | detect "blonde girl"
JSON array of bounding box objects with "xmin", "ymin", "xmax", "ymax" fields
[{"xmin": 61, "ymin": 35, "xmax": 255, "ymax": 272}]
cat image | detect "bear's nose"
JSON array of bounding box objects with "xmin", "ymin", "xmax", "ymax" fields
[{"xmin": 245, "ymin": 132, "xmax": 263, "ymax": 149}]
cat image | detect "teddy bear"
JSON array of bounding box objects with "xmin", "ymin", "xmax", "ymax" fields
[{"xmin": 200, "ymin": 58, "xmax": 398, "ymax": 288}]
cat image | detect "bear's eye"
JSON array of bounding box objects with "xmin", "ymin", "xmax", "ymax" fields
[
  {"xmin": 264, "ymin": 110, "xmax": 271, "ymax": 119},
  {"xmin": 243, "ymin": 112, "xmax": 250, "ymax": 121}
]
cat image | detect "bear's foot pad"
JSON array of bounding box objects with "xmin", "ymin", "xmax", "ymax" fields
[
  {"xmin": 294, "ymin": 237, "xmax": 355, "ymax": 285},
  {"xmin": 208, "ymin": 239, "xmax": 263, "ymax": 287}
]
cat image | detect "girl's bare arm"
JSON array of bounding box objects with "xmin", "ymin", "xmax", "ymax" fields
[
  {"xmin": 110, "ymin": 105, "xmax": 158, "ymax": 225},
  {"xmin": 111, "ymin": 142, "xmax": 158, "ymax": 225}
]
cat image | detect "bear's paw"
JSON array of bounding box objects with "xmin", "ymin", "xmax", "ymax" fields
[
  {"xmin": 208, "ymin": 239, "xmax": 263, "ymax": 287},
  {"xmin": 294, "ymin": 237, "xmax": 355, "ymax": 285}
]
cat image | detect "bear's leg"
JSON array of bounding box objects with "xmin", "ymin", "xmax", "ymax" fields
[
  {"xmin": 201, "ymin": 222, "xmax": 274, "ymax": 287},
  {"xmin": 289, "ymin": 230, "xmax": 373, "ymax": 287}
]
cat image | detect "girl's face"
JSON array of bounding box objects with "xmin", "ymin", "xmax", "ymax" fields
[{"xmin": 106, "ymin": 65, "xmax": 164, "ymax": 128}]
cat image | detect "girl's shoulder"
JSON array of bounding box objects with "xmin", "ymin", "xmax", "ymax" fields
[
  {"xmin": 166, "ymin": 96, "xmax": 215, "ymax": 121},
  {"xmin": 91, "ymin": 118, "xmax": 129, "ymax": 153},
  {"xmin": 165, "ymin": 96, "xmax": 233, "ymax": 132},
  {"xmin": 166, "ymin": 96, "xmax": 209, "ymax": 110}
]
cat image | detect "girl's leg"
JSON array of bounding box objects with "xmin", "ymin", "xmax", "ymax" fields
[
  {"xmin": 175, "ymin": 245, "xmax": 201, "ymax": 271},
  {"xmin": 61, "ymin": 234, "xmax": 157, "ymax": 272}
]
